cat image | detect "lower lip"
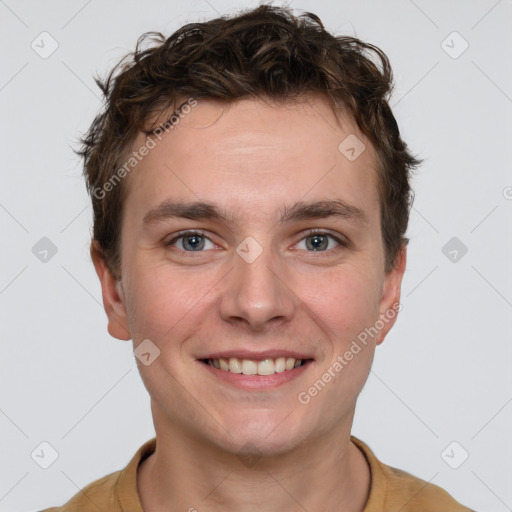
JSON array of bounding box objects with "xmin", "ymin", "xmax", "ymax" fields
[{"xmin": 198, "ymin": 360, "xmax": 314, "ymax": 390}]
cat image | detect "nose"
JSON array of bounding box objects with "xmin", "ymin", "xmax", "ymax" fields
[{"xmin": 219, "ymin": 241, "xmax": 296, "ymax": 331}]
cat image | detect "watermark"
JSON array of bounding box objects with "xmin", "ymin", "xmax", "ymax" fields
[
  {"xmin": 338, "ymin": 133, "xmax": 366, "ymax": 161},
  {"xmin": 32, "ymin": 236, "xmax": 58, "ymax": 263},
  {"xmin": 236, "ymin": 236, "xmax": 264, "ymax": 263},
  {"xmin": 236, "ymin": 442, "xmax": 264, "ymax": 468},
  {"xmin": 297, "ymin": 301, "xmax": 402, "ymax": 405},
  {"xmin": 134, "ymin": 338, "xmax": 161, "ymax": 366},
  {"xmin": 92, "ymin": 97, "xmax": 198, "ymax": 200},
  {"xmin": 442, "ymin": 236, "xmax": 468, "ymax": 263},
  {"xmin": 440, "ymin": 31, "xmax": 469, "ymax": 60},
  {"xmin": 31, "ymin": 441, "xmax": 59, "ymax": 469},
  {"xmin": 31, "ymin": 31, "xmax": 59, "ymax": 59},
  {"xmin": 441, "ymin": 441, "xmax": 469, "ymax": 469}
]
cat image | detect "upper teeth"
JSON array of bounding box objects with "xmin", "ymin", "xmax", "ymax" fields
[{"xmin": 206, "ymin": 357, "xmax": 304, "ymax": 375}]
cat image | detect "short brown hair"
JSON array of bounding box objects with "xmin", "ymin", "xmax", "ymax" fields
[{"xmin": 78, "ymin": 4, "xmax": 422, "ymax": 278}]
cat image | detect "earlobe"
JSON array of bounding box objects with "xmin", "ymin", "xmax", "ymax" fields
[
  {"xmin": 376, "ymin": 246, "xmax": 407, "ymax": 345},
  {"xmin": 90, "ymin": 240, "xmax": 131, "ymax": 341}
]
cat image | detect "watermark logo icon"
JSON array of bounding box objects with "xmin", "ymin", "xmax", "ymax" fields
[
  {"xmin": 31, "ymin": 441, "xmax": 59, "ymax": 469},
  {"xmin": 134, "ymin": 339, "xmax": 161, "ymax": 366},
  {"xmin": 32, "ymin": 237, "xmax": 58, "ymax": 263},
  {"xmin": 442, "ymin": 236, "xmax": 468, "ymax": 263},
  {"xmin": 441, "ymin": 31, "xmax": 469, "ymax": 59},
  {"xmin": 236, "ymin": 442, "xmax": 263, "ymax": 468},
  {"xmin": 236, "ymin": 236, "xmax": 263, "ymax": 264},
  {"xmin": 338, "ymin": 134, "xmax": 366, "ymax": 161},
  {"xmin": 441, "ymin": 441, "xmax": 469, "ymax": 469},
  {"xmin": 31, "ymin": 31, "xmax": 59, "ymax": 59}
]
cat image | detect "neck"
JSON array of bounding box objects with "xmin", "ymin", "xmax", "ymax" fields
[{"xmin": 137, "ymin": 411, "xmax": 370, "ymax": 512}]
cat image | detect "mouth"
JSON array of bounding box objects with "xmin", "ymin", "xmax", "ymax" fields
[
  {"xmin": 195, "ymin": 350, "xmax": 315, "ymax": 390},
  {"xmin": 199, "ymin": 356, "xmax": 314, "ymax": 376}
]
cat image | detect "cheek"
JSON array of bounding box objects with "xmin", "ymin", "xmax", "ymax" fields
[
  {"xmin": 125, "ymin": 264, "xmax": 209, "ymax": 344},
  {"xmin": 305, "ymin": 264, "xmax": 381, "ymax": 345}
]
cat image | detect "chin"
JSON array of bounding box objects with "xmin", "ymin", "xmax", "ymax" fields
[{"xmin": 209, "ymin": 413, "xmax": 313, "ymax": 457}]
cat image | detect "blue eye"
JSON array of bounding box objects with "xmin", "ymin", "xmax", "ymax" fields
[
  {"xmin": 296, "ymin": 231, "xmax": 346, "ymax": 252},
  {"xmin": 166, "ymin": 230, "xmax": 347, "ymax": 253},
  {"xmin": 166, "ymin": 231, "xmax": 215, "ymax": 251}
]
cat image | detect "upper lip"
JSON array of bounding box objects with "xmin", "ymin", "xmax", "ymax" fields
[{"xmin": 197, "ymin": 350, "xmax": 314, "ymax": 361}]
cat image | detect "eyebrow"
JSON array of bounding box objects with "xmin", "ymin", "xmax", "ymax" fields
[{"xmin": 142, "ymin": 199, "xmax": 368, "ymax": 228}]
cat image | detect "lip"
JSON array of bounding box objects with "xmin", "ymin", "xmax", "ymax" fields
[
  {"xmin": 196, "ymin": 350, "xmax": 314, "ymax": 361},
  {"xmin": 197, "ymin": 358, "xmax": 314, "ymax": 390}
]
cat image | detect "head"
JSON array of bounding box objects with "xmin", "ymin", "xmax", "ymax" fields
[{"xmin": 83, "ymin": 5, "xmax": 421, "ymax": 455}]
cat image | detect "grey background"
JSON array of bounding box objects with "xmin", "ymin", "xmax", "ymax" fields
[{"xmin": 1, "ymin": 0, "xmax": 511, "ymax": 510}]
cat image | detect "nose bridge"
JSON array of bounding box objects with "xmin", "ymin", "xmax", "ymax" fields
[{"xmin": 219, "ymin": 236, "xmax": 295, "ymax": 330}]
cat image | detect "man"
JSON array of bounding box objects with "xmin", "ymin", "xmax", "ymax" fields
[{"xmin": 40, "ymin": 4, "xmax": 475, "ymax": 511}]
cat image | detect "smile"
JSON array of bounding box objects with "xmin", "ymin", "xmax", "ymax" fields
[
  {"xmin": 198, "ymin": 355, "xmax": 315, "ymax": 390},
  {"xmin": 201, "ymin": 356, "xmax": 313, "ymax": 376}
]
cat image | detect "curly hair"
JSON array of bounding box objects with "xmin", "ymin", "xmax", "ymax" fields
[{"xmin": 78, "ymin": 3, "xmax": 422, "ymax": 278}]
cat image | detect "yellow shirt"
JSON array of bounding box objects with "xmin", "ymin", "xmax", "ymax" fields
[{"xmin": 40, "ymin": 436, "xmax": 475, "ymax": 511}]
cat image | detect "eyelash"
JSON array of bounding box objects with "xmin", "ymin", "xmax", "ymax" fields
[
  {"xmin": 299, "ymin": 229, "xmax": 349, "ymax": 251},
  {"xmin": 165, "ymin": 229, "xmax": 348, "ymax": 252}
]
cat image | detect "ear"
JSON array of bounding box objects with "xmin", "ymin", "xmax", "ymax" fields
[
  {"xmin": 375, "ymin": 246, "xmax": 407, "ymax": 345},
  {"xmin": 90, "ymin": 240, "xmax": 131, "ymax": 341}
]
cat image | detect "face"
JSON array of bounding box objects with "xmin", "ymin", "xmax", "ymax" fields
[{"xmin": 93, "ymin": 95, "xmax": 406, "ymax": 456}]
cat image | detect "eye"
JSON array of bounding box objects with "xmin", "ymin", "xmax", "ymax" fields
[
  {"xmin": 166, "ymin": 231, "xmax": 216, "ymax": 252},
  {"xmin": 295, "ymin": 230, "xmax": 347, "ymax": 252},
  {"xmin": 165, "ymin": 229, "xmax": 347, "ymax": 254}
]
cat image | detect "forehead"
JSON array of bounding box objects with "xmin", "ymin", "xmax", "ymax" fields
[{"xmin": 122, "ymin": 95, "xmax": 380, "ymax": 226}]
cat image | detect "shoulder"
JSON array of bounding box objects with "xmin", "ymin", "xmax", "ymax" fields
[
  {"xmin": 383, "ymin": 465, "xmax": 475, "ymax": 511},
  {"xmin": 351, "ymin": 436, "xmax": 476, "ymax": 512},
  {"xmin": 37, "ymin": 437, "xmax": 156, "ymax": 512},
  {"xmin": 38, "ymin": 470, "xmax": 122, "ymax": 512}
]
